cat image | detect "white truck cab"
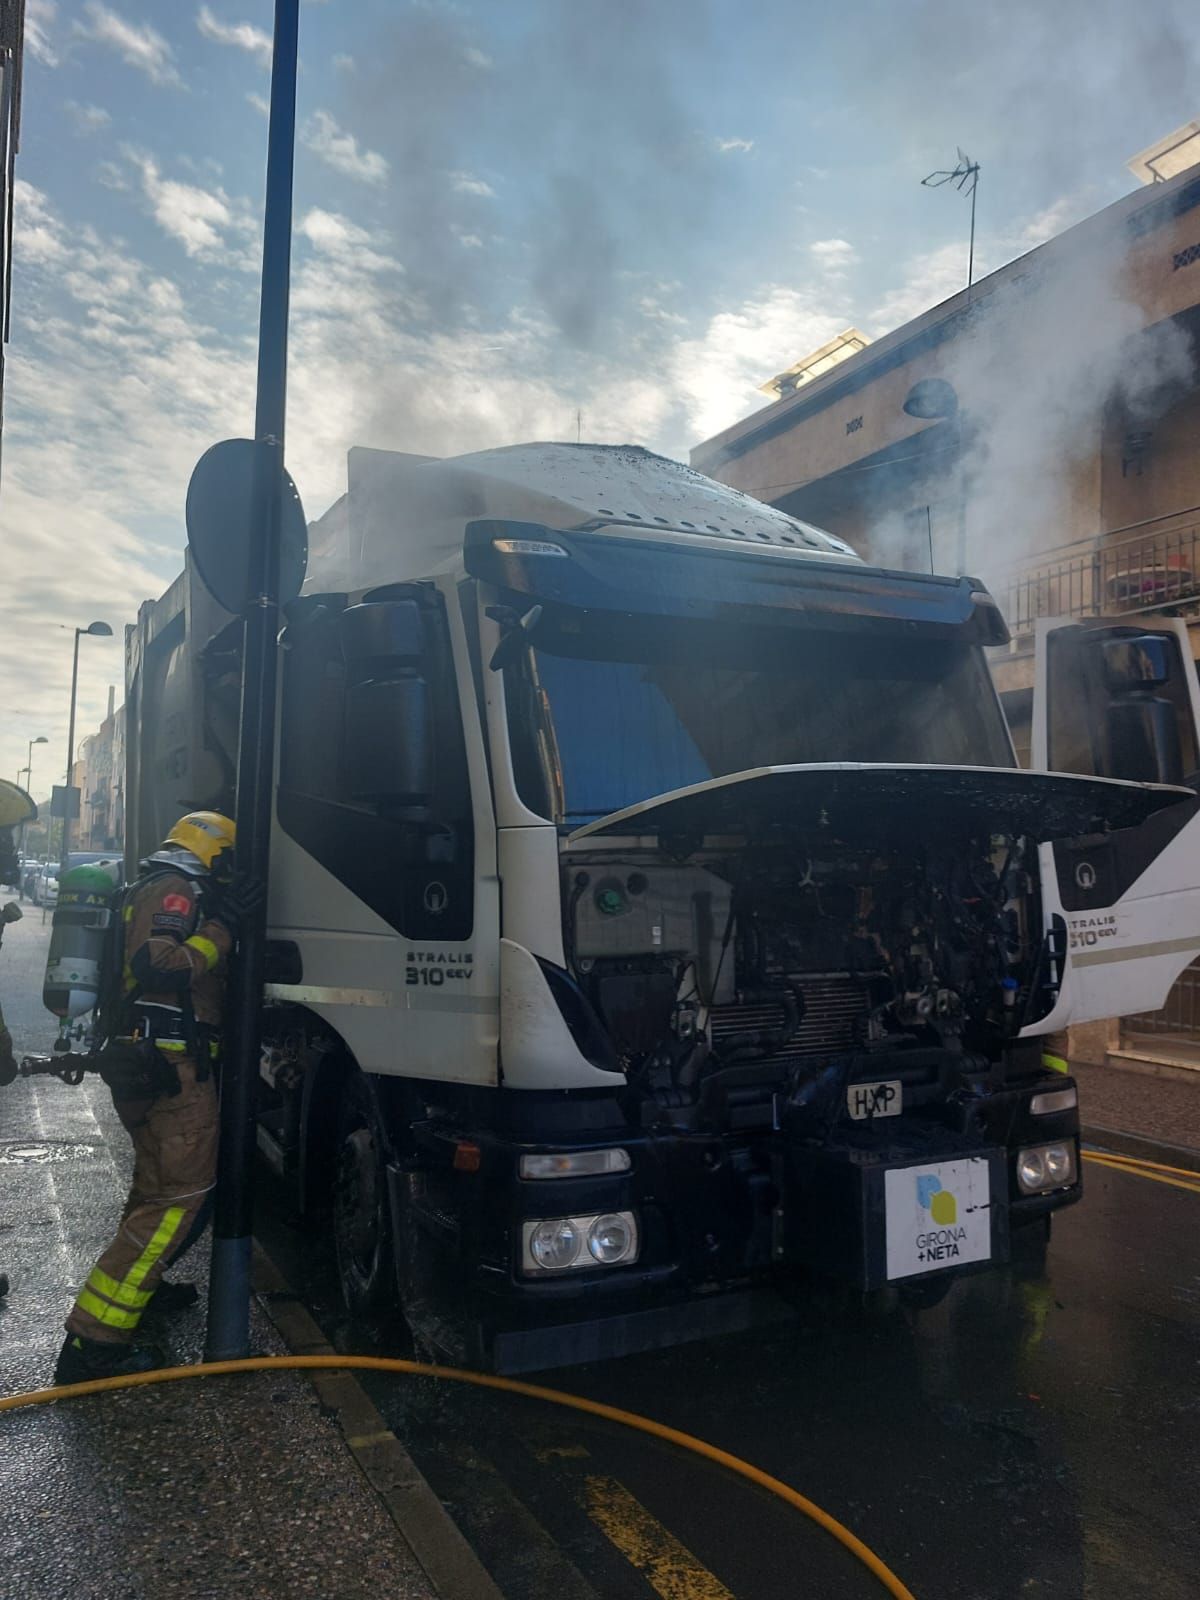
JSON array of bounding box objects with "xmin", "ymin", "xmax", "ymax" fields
[{"xmin": 125, "ymin": 443, "xmax": 1200, "ymax": 1369}]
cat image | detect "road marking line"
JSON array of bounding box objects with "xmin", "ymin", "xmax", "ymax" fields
[
  {"xmin": 346, "ymin": 1428, "xmax": 397, "ymax": 1449},
  {"xmin": 581, "ymin": 1473, "xmax": 735, "ymax": 1600},
  {"xmin": 534, "ymin": 1442, "xmax": 592, "ymax": 1462},
  {"xmin": 1082, "ymin": 1148, "xmax": 1200, "ymax": 1181},
  {"xmin": 1083, "ymin": 1151, "xmax": 1200, "ymax": 1197}
]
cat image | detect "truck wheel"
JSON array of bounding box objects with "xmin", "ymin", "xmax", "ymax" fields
[{"xmin": 333, "ymin": 1071, "xmax": 396, "ymax": 1316}]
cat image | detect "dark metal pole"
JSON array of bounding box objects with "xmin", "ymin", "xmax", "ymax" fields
[
  {"xmin": 206, "ymin": 0, "xmax": 300, "ymax": 1361},
  {"xmin": 966, "ymin": 174, "xmax": 977, "ymax": 307},
  {"xmin": 60, "ymin": 628, "xmax": 81, "ymax": 877}
]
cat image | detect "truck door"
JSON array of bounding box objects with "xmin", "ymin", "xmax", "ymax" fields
[{"xmin": 1032, "ymin": 617, "xmax": 1200, "ymax": 1025}]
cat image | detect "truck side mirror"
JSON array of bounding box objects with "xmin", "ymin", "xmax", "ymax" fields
[
  {"xmin": 1097, "ymin": 634, "xmax": 1185, "ymax": 786},
  {"xmin": 487, "ymin": 603, "xmax": 543, "ymax": 671},
  {"xmin": 1101, "ymin": 634, "xmax": 1171, "ymax": 691},
  {"xmin": 1105, "ymin": 698, "xmax": 1184, "ymax": 787},
  {"xmin": 340, "ymin": 601, "xmax": 434, "ymax": 818}
]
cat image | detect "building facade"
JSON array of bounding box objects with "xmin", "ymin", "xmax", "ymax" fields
[
  {"xmin": 693, "ymin": 155, "xmax": 1200, "ymax": 1062},
  {"xmin": 72, "ymin": 687, "xmax": 124, "ymax": 853}
]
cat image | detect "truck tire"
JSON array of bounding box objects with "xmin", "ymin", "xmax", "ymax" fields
[{"xmin": 333, "ymin": 1070, "xmax": 396, "ymax": 1316}]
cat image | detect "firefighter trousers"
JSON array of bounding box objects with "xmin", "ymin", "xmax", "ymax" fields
[{"xmin": 66, "ymin": 1054, "xmax": 218, "ymax": 1345}]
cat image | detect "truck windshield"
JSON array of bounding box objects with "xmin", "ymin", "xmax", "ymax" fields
[{"xmin": 504, "ymin": 620, "xmax": 1013, "ymax": 823}]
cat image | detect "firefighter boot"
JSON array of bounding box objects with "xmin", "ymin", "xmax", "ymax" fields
[
  {"xmin": 54, "ymin": 1333, "xmax": 161, "ymax": 1385},
  {"xmin": 150, "ymin": 1279, "xmax": 199, "ymax": 1313}
]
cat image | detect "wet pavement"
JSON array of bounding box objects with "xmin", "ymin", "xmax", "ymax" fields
[
  {"xmin": 268, "ymin": 1156, "xmax": 1200, "ymax": 1600},
  {"xmin": 6, "ymin": 907, "xmax": 1200, "ymax": 1599},
  {"xmin": 0, "ymin": 909, "xmax": 439, "ymax": 1600}
]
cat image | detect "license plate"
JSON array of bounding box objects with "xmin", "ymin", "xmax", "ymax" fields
[{"xmin": 846, "ymin": 1080, "xmax": 902, "ymax": 1120}]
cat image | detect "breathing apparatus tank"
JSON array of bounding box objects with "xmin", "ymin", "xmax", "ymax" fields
[{"xmin": 43, "ymin": 862, "xmax": 123, "ymax": 1047}]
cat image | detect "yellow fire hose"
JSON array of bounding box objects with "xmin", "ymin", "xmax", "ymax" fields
[{"xmin": 0, "ymin": 1352, "xmax": 917, "ymax": 1600}]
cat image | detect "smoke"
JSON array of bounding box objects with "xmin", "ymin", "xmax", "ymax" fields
[
  {"xmin": 860, "ymin": 212, "xmax": 1195, "ymax": 589},
  {"xmin": 955, "ymin": 237, "xmax": 1193, "ymax": 579},
  {"xmin": 345, "ymin": 1, "xmax": 725, "ymax": 355},
  {"xmin": 829, "ymin": 0, "xmax": 1200, "ymax": 585},
  {"xmin": 838, "ymin": 0, "xmax": 1198, "ymax": 199}
]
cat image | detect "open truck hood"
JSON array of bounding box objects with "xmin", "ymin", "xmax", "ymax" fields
[{"xmin": 565, "ymin": 763, "xmax": 1195, "ymax": 845}]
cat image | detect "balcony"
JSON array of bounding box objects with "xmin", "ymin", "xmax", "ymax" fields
[{"xmin": 996, "ymin": 508, "xmax": 1200, "ymax": 640}]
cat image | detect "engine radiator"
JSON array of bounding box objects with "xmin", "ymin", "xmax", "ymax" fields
[{"xmin": 709, "ymin": 972, "xmax": 871, "ymax": 1062}]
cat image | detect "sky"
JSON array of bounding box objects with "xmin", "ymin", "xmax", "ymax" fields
[{"xmin": 3, "ymin": 0, "xmax": 1199, "ymax": 795}]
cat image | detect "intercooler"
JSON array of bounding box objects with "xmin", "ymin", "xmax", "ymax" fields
[{"xmin": 709, "ymin": 972, "xmax": 872, "ymax": 1063}]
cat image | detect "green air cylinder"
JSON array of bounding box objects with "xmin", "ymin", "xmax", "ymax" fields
[{"xmin": 43, "ymin": 863, "xmax": 121, "ymax": 1020}]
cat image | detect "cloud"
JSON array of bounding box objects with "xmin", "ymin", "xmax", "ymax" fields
[
  {"xmin": 0, "ymin": 182, "xmax": 258, "ymax": 786},
  {"xmin": 78, "ymin": 2, "xmax": 180, "ymax": 86},
  {"xmin": 451, "ymin": 172, "xmax": 494, "ymax": 198},
  {"xmin": 715, "ymin": 137, "xmax": 754, "ymax": 154},
  {"xmin": 25, "ymin": 0, "xmax": 59, "ymax": 66},
  {"xmin": 246, "ymin": 91, "xmax": 270, "ymax": 118},
  {"xmin": 1019, "ymin": 193, "xmax": 1093, "ymax": 250},
  {"xmin": 0, "ymin": 160, "xmax": 863, "ymax": 785},
  {"xmin": 868, "ymin": 241, "xmax": 975, "ymax": 333},
  {"xmin": 669, "ymin": 284, "xmax": 854, "ymax": 445},
  {"xmin": 196, "ymin": 5, "xmax": 273, "ymax": 67},
  {"xmin": 809, "ymin": 238, "xmax": 858, "ymax": 275},
  {"xmin": 333, "ymin": 54, "xmax": 355, "ymax": 71},
  {"xmin": 67, "ymin": 102, "xmax": 112, "ymax": 135},
  {"xmin": 129, "ymin": 153, "xmax": 237, "ymax": 257},
  {"xmin": 96, "ymin": 160, "xmax": 129, "ymax": 191},
  {"xmin": 301, "ymin": 111, "xmax": 389, "ymax": 185}
]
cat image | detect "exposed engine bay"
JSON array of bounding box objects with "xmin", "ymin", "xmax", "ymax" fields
[{"xmin": 562, "ymin": 829, "xmax": 1044, "ymax": 1117}]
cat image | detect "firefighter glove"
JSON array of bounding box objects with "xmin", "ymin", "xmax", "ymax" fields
[{"xmin": 212, "ymin": 874, "xmax": 265, "ymax": 934}]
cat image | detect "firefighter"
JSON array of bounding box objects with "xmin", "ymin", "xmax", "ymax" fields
[{"xmin": 55, "ymin": 810, "xmax": 257, "ymax": 1383}]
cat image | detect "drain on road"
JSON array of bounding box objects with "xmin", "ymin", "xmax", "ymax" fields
[{"xmin": 0, "ymin": 1141, "xmax": 100, "ymax": 1165}]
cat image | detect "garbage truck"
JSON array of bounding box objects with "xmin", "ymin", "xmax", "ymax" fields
[{"xmin": 123, "ymin": 442, "xmax": 1200, "ymax": 1369}]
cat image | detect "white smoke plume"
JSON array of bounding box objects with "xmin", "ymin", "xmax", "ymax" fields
[{"xmin": 863, "ymin": 217, "xmax": 1195, "ymax": 589}]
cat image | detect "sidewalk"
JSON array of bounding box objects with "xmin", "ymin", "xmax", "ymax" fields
[
  {"xmin": 1074, "ymin": 1052, "xmax": 1200, "ymax": 1166},
  {"xmin": 0, "ymin": 912, "xmax": 458, "ymax": 1600}
]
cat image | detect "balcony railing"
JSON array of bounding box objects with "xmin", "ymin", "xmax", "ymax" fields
[
  {"xmin": 1125, "ymin": 959, "xmax": 1200, "ymax": 1036},
  {"xmin": 996, "ymin": 507, "xmax": 1200, "ymax": 635}
]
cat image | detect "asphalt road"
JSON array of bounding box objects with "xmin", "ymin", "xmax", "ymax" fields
[{"xmin": 4, "ymin": 908, "xmax": 1199, "ymax": 1600}]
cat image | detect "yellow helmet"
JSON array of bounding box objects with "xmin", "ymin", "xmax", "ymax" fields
[{"xmin": 163, "ymin": 811, "xmax": 236, "ymax": 874}]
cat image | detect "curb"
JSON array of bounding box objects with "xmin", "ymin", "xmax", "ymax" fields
[
  {"xmin": 251, "ymin": 1244, "xmax": 504, "ymax": 1600},
  {"xmin": 1080, "ymin": 1123, "xmax": 1200, "ymax": 1175}
]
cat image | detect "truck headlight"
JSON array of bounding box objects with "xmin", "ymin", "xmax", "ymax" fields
[
  {"xmin": 521, "ymin": 1211, "xmax": 639, "ymax": 1276},
  {"xmin": 528, "ymin": 1218, "xmax": 581, "ymax": 1272},
  {"xmin": 1016, "ymin": 1142, "xmax": 1076, "ymax": 1195},
  {"xmin": 588, "ymin": 1213, "xmax": 636, "ymax": 1265}
]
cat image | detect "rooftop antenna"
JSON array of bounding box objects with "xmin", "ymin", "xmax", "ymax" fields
[{"xmin": 922, "ymin": 148, "xmax": 980, "ymax": 306}]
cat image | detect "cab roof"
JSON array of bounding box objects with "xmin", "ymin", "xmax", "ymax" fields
[{"xmin": 304, "ymin": 441, "xmax": 861, "ymax": 594}]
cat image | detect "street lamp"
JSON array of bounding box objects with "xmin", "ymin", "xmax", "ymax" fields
[
  {"xmin": 17, "ymin": 736, "xmax": 47, "ymax": 882},
  {"xmin": 60, "ymin": 621, "xmax": 113, "ymax": 876}
]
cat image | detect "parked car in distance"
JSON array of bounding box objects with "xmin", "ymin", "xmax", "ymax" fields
[{"xmin": 30, "ymin": 851, "xmax": 121, "ymax": 907}]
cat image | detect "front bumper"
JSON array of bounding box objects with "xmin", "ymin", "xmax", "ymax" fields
[{"xmin": 399, "ymin": 1076, "xmax": 1081, "ymax": 1368}]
